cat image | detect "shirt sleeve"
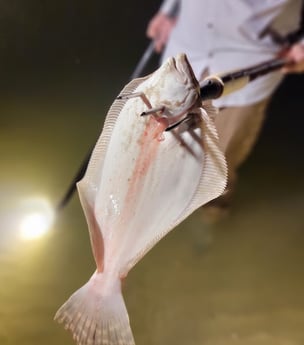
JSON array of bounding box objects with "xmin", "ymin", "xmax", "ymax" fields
[{"xmin": 159, "ymin": 0, "xmax": 180, "ymax": 16}]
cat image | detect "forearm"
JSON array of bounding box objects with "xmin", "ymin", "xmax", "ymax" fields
[{"xmin": 146, "ymin": 0, "xmax": 179, "ymax": 52}]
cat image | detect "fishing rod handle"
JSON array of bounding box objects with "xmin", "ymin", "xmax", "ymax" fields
[{"xmin": 200, "ymin": 57, "xmax": 291, "ymax": 101}]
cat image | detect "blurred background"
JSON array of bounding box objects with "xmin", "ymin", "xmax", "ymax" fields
[{"xmin": 0, "ymin": 1, "xmax": 304, "ymax": 344}]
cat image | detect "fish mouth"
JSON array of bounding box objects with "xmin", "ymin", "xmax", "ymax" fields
[
  {"xmin": 174, "ymin": 54, "xmax": 198, "ymax": 85},
  {"xmin": 170, "ymin": 54, "xmax": 185, "ymax": 72},
  {"xmin": 174, "ymin": 53, "xmax": 187, "ymax": 70}
]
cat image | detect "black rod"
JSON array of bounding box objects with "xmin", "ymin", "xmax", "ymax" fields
[{"xmin": 200, "ymin": 57, "xmax": 290, "ymax": 101}]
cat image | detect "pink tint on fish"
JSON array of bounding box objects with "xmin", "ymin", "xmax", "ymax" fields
[
  {"xmin": 54, "ymin": 53, "xmax": 227, "ymax": 345},
  {"xmin": 126, "ymin": 117, "xmax": 167, "ymax": 204}
]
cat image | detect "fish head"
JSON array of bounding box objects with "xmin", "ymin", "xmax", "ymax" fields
[{"xmin": 150, "ymin": 53, "xmax": 201, "ymax": 118}]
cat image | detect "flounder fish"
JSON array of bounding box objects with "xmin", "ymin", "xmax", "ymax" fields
[{"xmin": 55, "ymin": 53, "xmax": 227, "ymax": 345}]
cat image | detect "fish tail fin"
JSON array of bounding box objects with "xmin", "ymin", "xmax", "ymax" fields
[{"xmin": 54, "ymin": 272, "xmax": 135, "ymax": 345}]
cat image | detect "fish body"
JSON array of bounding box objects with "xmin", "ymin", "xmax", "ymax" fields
[{"xmin": 55, "ymin": 54, "xmax": 227, "ymax": 345}]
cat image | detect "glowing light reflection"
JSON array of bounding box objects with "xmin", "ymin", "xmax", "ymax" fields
[{"xmin": 18, "ymin": 198, "xmax": 55, "ymax": 241}]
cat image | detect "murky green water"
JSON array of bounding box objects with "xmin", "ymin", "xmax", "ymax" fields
[{"xmin": 0, "ymin": 71, "xmax": 303, "ymax": 345}]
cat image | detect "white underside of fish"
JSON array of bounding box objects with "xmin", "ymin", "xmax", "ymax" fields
[{"xmin": 55, "ymin": 54, "xmax": 227, "ymax": 345}]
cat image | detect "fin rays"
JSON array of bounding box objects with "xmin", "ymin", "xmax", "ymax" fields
[{"xmin": 55, "ymin": 274, "xmax": 135, "ymax": 345}]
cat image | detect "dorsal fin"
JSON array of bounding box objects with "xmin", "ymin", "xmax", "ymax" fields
[{"xmin": 202, "ymin": 100, "xmax": 219, "ymax": 120}]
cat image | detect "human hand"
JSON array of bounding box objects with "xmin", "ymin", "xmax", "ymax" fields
[
  {"xmin": 281, "ymin": 43, "xmax": 304, "ymax": 73},
  {"xmin": 146, "ymin": 12, "xmax": 176, "ymax": 53}
]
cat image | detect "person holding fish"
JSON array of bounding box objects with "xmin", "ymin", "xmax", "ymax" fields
[{"xmin": 147, "ymin": 0, "xmax": 304, "ymax": 222}]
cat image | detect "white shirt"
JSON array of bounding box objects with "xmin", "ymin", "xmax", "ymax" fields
[{"xmin": 159, "ymin": 0, "xmax": 303, "ymax": 107}]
